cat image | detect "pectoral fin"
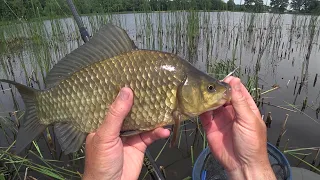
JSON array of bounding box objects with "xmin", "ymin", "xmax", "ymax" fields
[{"xmin": 170, "ymin": 111, "xmax": 182, "ymax": 148}]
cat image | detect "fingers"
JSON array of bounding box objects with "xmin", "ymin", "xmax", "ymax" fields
[
  {"xmin": 95, "ymin": 87, "xmax": 134, "ymax": 142},
  {"xmin": 228, "ymin": 78, "xmax": 258, "ymax": 122},
  {"xmin": 200, "ymin": 106, "xmax": 234, "ymax": 134},
  {"xmin": 229, "ymin": 78, "xmax": 251, "ymax": 112},
  {"xmin": 224, "ymin": 76, "xmax": 254, "ymax": 105},
  {"xmin": 199, "ymin": 111, "xmax": 213, "ymax": 128},
  {"xmin": 140, "ymin": 128, "xmax": 170, "ymax": 146},
  {"xmin": 224, "ymin": 76, "xmax": 261, "ymax": 117},
  {"xmin": 123, "ymin": 128, "xmax": 170, "ymax": 153}
]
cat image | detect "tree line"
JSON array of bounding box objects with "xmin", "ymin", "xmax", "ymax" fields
[
  {"xmin": 0, "ymin": 0, "xmax": 319, "ymax": 21},
  {"xmin": 270, "ymin": 0, "xmax": 320, "ymax": 13}
]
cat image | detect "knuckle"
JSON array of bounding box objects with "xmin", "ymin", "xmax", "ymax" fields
[{"xmin": 235, "ymin": 94, "xmax": 247, "ymax": 104}]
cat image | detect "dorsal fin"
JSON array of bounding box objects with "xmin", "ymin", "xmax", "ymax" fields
[{"xmin": 45, "ymin": 23, "xmax": 137, "ymax": 88}]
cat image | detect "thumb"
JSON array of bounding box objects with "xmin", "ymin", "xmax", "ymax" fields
[
  {"xmin": 230, "ymin": 78, "xmax": 255, "ymax": 121},
  {"xmin": 95, "ymin": 87, "xmax": 134, "ymax": 141}
]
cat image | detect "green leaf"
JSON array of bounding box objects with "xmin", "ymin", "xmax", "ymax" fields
[
  {"xmin": 182, "ymin": 176, "xmax": 192, "ymax": 180},
  {"xmin": 287, "ymin": 152, "xmax": 320, "ymax": 173},
  {"xmin": 0, "ymin": 174, "xmax": 5, "ymax": 180}
]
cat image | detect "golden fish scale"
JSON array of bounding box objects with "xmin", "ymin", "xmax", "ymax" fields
[{"xmin": 36, "ymin": 50, "xmax": 186, "ymax": 133}]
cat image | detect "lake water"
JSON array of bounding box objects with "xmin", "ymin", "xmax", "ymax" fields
[{"xmin": 0, "ymin": 11, "xmax": 320, "ymax": 179}]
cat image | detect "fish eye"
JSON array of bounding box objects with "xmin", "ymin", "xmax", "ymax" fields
[{"xmin": 207, "ymin": 84, "xmax": 216, "ymax": 92}]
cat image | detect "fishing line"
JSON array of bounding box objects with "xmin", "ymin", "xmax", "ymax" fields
[
  {"xmin": 222, "ymin": 66, "xmax": 239, "ymax": 81},
  {"xmin": 2, "ymin": 0, "xmax": 20, "ymax": 21}
]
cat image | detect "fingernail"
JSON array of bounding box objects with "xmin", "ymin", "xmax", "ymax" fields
[
  {"xmin": 118, "ymin": 89, "xmax": 129, "ymax": 101},
  {"xmin": 231, "ymin": 79, "xmax": 241, "ymax": 92}
]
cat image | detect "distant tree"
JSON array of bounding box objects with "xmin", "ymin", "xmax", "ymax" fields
[
  {"xmin": 166, "ymin": 0, "xmax": 183, "ymax": 10},
  {"xmin": 149, "ymin": 0, "xmax": 168, "ymax": 11},
  {"xmin": 197, "ymin": 0, "xmax": 212, "ymax": 10},
  {"xmin": 290, "ymin": 0, "xmax": 320, "ymax": 13},
  {"xmin": 305, "ymin": 0, "xmax": 320, "ymax": 13},
  {"xmin": 255, "ymin": 0, "xmax": 264, "ymax": 11},
  {"xmin": 188, "ymin": 0, "xmax": 197, "ymax": 10},
  {"xmin": 270, "ymin": 0, "xmax": 289, "ymax": 12},
  {"xmin": 227, "ymin": 0, "xmax": 236, "ymax": 10},
  {"xmin": 73, "ymin": 0, "xmax": 92, "ymax": 14},
  {"xmin": 212, "ymin": 0, "xmax": 227, "ymax": 10},
  {"xmin": 290, "ymin": 0, "xmax": 304, "ymax": 11},
  {"xmin": 244, "ymin": 0, "xmax": 264, "ymax": 12},
  {"xmin": 126, "ymin": 0, "xmax": 144, "ymax": 11}
]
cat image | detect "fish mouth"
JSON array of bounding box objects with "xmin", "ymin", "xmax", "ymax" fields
[
  {"xmin": 221, "ymin": 82, "xmax": 232, "ymax": 102},
  {"xmin": 223, "ymin": 89, "xmax": 231, "ymax": 102},
  {"xmin": 195, "ymin": 94, "xmax": 230, "ymax": 117},
  {"xmin": 203, "ymin": 88, "xmax": 232, "ymax": 113}
]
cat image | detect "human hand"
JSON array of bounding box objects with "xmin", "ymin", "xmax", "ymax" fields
[
  {"xmin": 83, "ymin": 87, "xmax": 170, "ymax": 180},
  {"xmin": 200, "ymin": 76, "xmax": 276, "ymax": 180}
]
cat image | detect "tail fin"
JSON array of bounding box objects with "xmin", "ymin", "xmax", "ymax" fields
[{"xmin": 0, "ymin": 79, "xmax": 47, "ymax": 154}]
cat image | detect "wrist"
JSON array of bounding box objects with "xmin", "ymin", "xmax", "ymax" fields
[{"xmin": 227, "ymin": 162, "xmax": 276, "ymax": 180}]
